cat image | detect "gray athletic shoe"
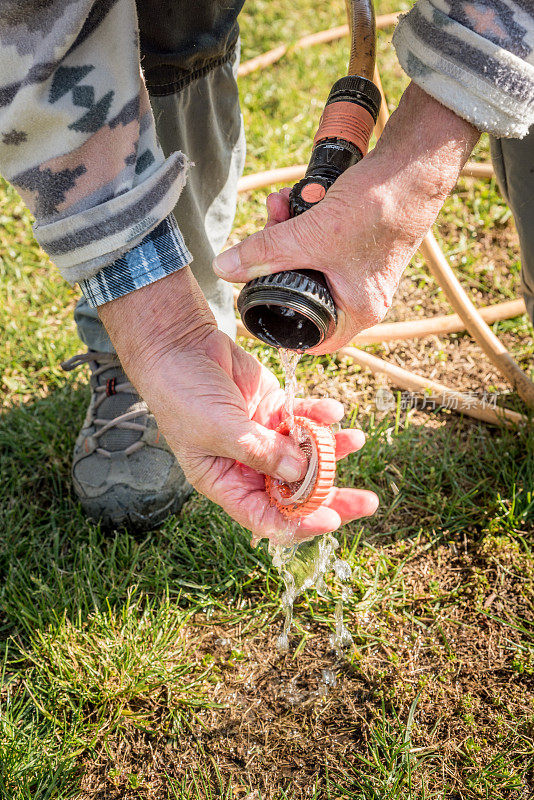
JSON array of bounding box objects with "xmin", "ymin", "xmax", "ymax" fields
[{"xmin": 61, "ymin": 351, "xmax": 193, "ymax": 530}]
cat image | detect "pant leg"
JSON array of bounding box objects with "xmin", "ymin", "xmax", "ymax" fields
[
  {"xmin": 75, "ymin": 1, "xmax": 245, "ymax": 351},
  {"xmin": 150, "ymin": 45, "xmax": 245, "ymax": 340},
  {"xmin": 490, "ymin": 128, "xmax": 534, "ymax": 325}
]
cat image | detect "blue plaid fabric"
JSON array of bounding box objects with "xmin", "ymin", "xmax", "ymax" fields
[{"xmin": 79, "ymin": 215, "xmax": 192, "ymax": 307}]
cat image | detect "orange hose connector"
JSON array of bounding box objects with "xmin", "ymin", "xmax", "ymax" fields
[
  {"xmin": 313, "ymin": 100, "xmax": 375, "ymax": 154},
  {"xmin": 265, "ymin": 416, "xmax": 336, "ymax": 518}
]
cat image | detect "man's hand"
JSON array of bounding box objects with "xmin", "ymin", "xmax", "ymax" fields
[
  {"xmin": 99, "ymin": 269, "xmax": 378, "ymax": 541},
  {"xmin": 213, "ymin": 83, "xmax": 480, "ymax": 353}
]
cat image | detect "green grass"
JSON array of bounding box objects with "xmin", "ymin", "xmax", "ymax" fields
[{"xmin": 2, "ymin": 0, "xmax": 534, "ymax": 797}]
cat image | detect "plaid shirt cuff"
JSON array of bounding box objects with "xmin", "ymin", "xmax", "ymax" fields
[{"xmin": 79, "ymin": 215, "xmax": 192, "ymax": 308}]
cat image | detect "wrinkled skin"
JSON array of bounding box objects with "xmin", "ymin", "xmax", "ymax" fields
[
  {"xmin": 134, "ymin": 327, "xmax": 379, "ymax": 541},
  {"xmin": 213, "ymin": 83, "xmax": 479, "ymax": 354}
]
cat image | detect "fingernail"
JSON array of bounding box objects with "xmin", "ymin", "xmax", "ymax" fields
[
  {"xmin": 277, "ymin": 455, "xmax": 306, "ymax": 484},
  {"xmin": 213, "ymin": 248, "xmax": 240, "ymax": 276}
]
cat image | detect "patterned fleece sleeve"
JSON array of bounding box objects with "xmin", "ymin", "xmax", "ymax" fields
[
  {"xmin": 393, "ymin": 0, "xmax": 534, "ymax": 138},
  {"xmin": 0, "ymin": 0, "xmax": 192, "ymax": 301}
]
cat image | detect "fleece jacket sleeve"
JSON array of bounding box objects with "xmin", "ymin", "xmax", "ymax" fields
[
  {"xmin": 393, "ymin": 0, "xmax": 534, "ymax": 138},
  {"xmin": 0, "ymin": 0, "xmax": 192, "ymax": 295}
]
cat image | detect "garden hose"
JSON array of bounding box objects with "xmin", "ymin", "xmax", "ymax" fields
[
  {"xmin": 238, "ymin": 0, "xmax": 381, "ymax": 352},
  {"xmin": 346, "ymin": 0, "xmax": 376, "ymax": 78}
]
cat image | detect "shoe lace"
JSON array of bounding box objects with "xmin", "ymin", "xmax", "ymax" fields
[{"xmin": 61, "ymin": 351, "xmax": 148, "ymax": 457}]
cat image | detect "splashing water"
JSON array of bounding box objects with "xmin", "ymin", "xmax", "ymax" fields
[
  {"xmin": 269, "ymin": 535, "xmax": 334, "ymax": 651},
  {"xmin": 269, "ymin": 537, "xmax": 353, "ymax": 654},
  {"xmin": 269, "ymin": 545, "xmax": 297, "ymax": 653},
  {"xmin": 331, "ymin": 559, "xmax": 354, "ymax": 657},
  {"xmin": 266, "ymin": 348, "xmax": 354, "ymax": 656}
]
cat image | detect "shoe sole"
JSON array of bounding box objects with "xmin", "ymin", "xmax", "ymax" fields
[{"xmin": 76, "ymin": 482, "xmax": 194, "ymax": 532}]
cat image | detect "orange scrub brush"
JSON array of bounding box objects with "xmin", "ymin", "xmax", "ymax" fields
[{"xmin": 265, "ymin": 416, "xmax": 336, "ymax": 518}]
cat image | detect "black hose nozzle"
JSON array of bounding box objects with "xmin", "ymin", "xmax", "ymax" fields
[{"xmin": 237, "ymin": 75, "xmax": 381, "ymax": 352}]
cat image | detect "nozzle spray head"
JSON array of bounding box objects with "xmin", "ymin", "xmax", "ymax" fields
[
  {"xmin": 237, "ymin": 270, "xmax": 336, "ymax": 351},
  {"xmin": 237, "ymin": 75, "xmax": 381, "ymax": 352}
]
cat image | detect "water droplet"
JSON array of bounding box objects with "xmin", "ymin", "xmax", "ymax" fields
[
  {"xmin": 321, "ymin": 668, "xmax": 337, "ymax": 687},
  {"xmin": 333, "ymin": 559, "xmax": 352, "ymax": 582}
]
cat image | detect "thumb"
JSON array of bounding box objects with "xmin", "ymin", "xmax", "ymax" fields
[
  {"xmin": 219, "ymin": 415, "xmax": 307, "ymax": 483},
  {"xmin": 264, "ymin": 188, "xmax": 291, "ymax": 228},
  {"xmin": 212, "ymin": 214, "xmax": 317, "ymax": 284}
]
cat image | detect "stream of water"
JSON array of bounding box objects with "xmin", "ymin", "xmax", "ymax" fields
[
  {"xmin": 278, "ymin": 347, "xmax": 303, "ymax": 438},
  {"xmin": 268, "ymin": 349, "xmax": 353, "ymax": 657}
]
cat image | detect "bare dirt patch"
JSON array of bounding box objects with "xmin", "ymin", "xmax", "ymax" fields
[{"xmin": 79, "ymin": 533, "xmax": 534, "ymax": 800}]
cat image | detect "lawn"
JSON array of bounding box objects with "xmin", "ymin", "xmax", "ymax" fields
[{"xmin": 1, "ymin": 1, "xmax": 534, "ymax": 798}]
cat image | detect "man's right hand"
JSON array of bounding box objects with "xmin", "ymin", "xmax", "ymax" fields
[{"xmin": 213, "ymin": 83, "xmax": 480, "ymax": 353}]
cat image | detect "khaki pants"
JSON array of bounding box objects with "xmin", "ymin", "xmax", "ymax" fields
[{"xmin": 491, "ymin": 131, "xmax": 534, "ymax": 325}]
